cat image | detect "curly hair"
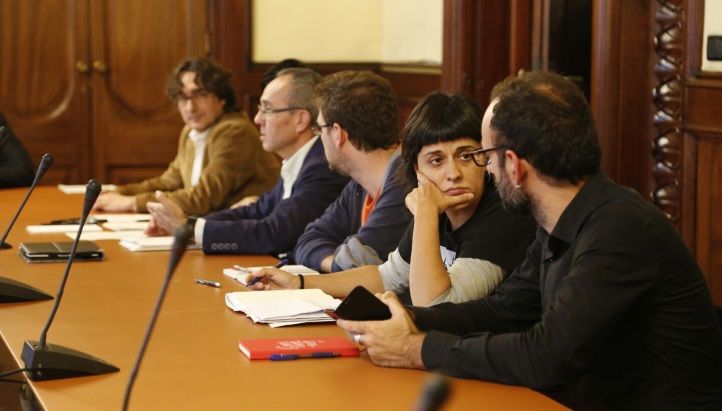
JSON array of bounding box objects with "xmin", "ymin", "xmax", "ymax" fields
[
  {"xmin": 489, "ymin": 70, "xmax": 600, "ymax": 184},
  {"xmin": 166, "ymin": 57, "xmax": 237, "ymax": 113},
  {"xmin": 315, "ymin": 71, "xmax": 397, "ymax": 152}
]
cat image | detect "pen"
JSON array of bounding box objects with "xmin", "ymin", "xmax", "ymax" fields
[
  {"xmin": 245, "ymin": 258, "xmax": 288, "ymax": 288},
  {"xmin": 269, "ymin": 352, "xmax": 339, "ymax": 361},
  {"xmin": 195, "ymin": 278, "xmax": 221, "ymax": 288}
]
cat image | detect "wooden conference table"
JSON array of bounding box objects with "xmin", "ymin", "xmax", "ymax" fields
[{"xmin": 0, "ymin": 186, "xmax": 567, "ymax": 410}]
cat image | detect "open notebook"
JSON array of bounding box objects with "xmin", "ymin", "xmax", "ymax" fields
[{"xmin": 225, "ymin": 289, "xmax": 340, "ymax": 328}]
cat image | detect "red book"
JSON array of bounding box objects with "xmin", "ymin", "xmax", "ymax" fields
[{"xmin": 239, "ymin": 336, "xmax": 360, "ymax": 360}]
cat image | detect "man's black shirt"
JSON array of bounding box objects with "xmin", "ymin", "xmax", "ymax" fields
[{"xmin": 412, "ymin": 172, "xmax": 722, "ymax": 410}]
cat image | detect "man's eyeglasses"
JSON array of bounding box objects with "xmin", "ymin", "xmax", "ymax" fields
[
  {"xmin": 464, "ymin": 146, "xmax": 509, "ymax": 167},
  {"xmin": 311, "ymin": 122, "xmax": 335, "ymax": 135},
  {"xmin": 256, "ymin": 105, "xmax": 304, "ymax": 116},
  {"xmin": 176, "ymin": 89, "xmax": 212, "ymax": 104}
]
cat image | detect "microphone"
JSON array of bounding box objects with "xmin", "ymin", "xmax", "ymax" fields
[
  {"xmin": 0, "ymin": 153, "xmax": 55, "ymax": 303},
  {"xmin": 414, "ymin": 375, "xmax": 451, "ymax": 411},
  {"xmin": 122, "ymin": 224, "xmax": 194, "ymax": 411},
  {"xmin": 0, "ymin": 153, "xmax": 54, "ymax": 249},
  {"xmin": 21, "ymin": 179, "xmax": 119, "ymax": 381}
]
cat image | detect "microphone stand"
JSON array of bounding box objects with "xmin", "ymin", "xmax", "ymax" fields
[
  {"xmin": 21, "ymin": 180, "xmax": 119, "ymax": 380},
  {"xmin": 122, "ymin": 224, "xmax": 193, "ymax": 411},
  {"xmin": 0, "ymin": 152, "xmax": 55, "ymax": 303}
]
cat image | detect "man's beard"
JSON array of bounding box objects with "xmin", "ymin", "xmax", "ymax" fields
[{"xmin": 496, "ymin": 170, "xmax": 532, "ymax": 216}]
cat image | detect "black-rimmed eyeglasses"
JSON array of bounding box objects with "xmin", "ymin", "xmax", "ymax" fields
[
  {"xmin": 465, "ymin": 146, "xmax": 509, "ymax": 167},
  {"xmin": 311, "ymin": 122, "xmax": 335, "ymax": 135}
]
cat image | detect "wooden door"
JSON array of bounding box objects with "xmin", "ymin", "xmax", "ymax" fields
[
  {"xmin": 0, "ymin": 0, "xmax": 91, "ymax": 184},
  {"xmin": 88, "ymin": 0, "xmax": 209, "ymax": 184}
]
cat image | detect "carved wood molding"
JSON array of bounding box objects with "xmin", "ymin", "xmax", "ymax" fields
[{"xmin": 652, "ymin": 0, "xmax": 685, "ymax": 228}]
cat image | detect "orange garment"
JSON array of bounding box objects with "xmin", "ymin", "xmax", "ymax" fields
[{"xmin": 360, "ymin": 188, "xmax": 382, "ymax": 226}]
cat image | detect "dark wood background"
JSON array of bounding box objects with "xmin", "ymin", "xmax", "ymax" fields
[{"xmin": 1, "ymin": 0, "xmax": 720, "ymax": 304}]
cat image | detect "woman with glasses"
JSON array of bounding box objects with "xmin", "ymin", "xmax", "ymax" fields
[{"xmin": 247, "ymin": 92, "xmax": 536, "ymax": 307}]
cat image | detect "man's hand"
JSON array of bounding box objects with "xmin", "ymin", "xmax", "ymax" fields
[
  {"xmin": 92, "ymin": 192, "xmax": 136, "ymax": 212},
  {"xmin": 246, "ymin": 267, "xmax": 301, "ymax": 290},
  {"xmin": 336, "ymin": 291, "xmax": 426, "ymax": 369},
  {"xmin": 405, "ymin": 173, "xmax": 473, "ymax": 216},
  {"xmin": 146, "ymin": 191, "xmax": 187, "ymax": 235},
  {"xmin": 230, "ymin": 195, "xmax": 259, "ymax": 209}
]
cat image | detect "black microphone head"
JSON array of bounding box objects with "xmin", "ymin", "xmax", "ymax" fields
[
  {"xmin": 415, "ymin": 376, "xmax": 451, "ymax": 411},
  {"xmin": 82, "ymin": 179, "xmax": 102, "ymax": 217},
  {"xmin": 32, "ymin": 153, "xmax": 54, "ymax": 183}
]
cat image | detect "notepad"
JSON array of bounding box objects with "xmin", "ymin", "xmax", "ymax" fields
[
  {"xmin": 58, "ymin": 184, "xmax": 117, "ymax": 194},
  {"xmin": 91, "ymin": 213, "xmax": 150, "ymax": 223},
  {"xmin": 65, "ymin": 230, "xmax": 146, "ymax": 241},
  {"xmin": 102, "ymin": 221, "xmax": 149, "ymax": 231},
  {"xmin": 119, "ymin": 236, "xmax": 201, "ymax": 252},
  {"xmin": 26, "ymin": 224, "xmax": 102, "ymax": 234},
  {"xmin": 238, "ymin": 336, "xmax": 359, "ymax": 360},
  {"xmin": 223, "ymin": 265, "xmax": 318, "ymax": 286},
  {"xmin": 225, "ymin": 289, "xmax": 340, "ymax": 327}
]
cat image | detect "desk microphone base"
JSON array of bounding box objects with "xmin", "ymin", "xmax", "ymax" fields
[
  {"xmin": 0, "ymin": 277, "xmax": 53, "ymax": 303},
  {"xmin": 0, "ymin": 241, "xmax": 11, "ymax": 249},
  {"xmin": 21, "ymin": 340, "xmax": 119, "ymax": 381}
]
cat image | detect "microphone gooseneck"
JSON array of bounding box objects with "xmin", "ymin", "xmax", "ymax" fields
[
  {"xmin": 0, "ymin": 153, "xmax": 54, "ymax": 249},
  {"xmin": 122, "ymin": 224, "xmax": 194, "ymax": 411},
  {"xmin": 37, "ymin": 179, "xmax": 101, "ymax": 349}
]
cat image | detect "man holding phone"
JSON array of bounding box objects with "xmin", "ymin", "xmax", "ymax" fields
[{"xmin": 336, "ymin": 71, "xmax": 722, "ymax": 410}]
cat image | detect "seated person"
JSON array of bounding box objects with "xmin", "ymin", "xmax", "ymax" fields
[
  {"xmin": 145, "ymin": 68, "xmax": 348, "ymax": 256},
  {"xmin": 0, "ymin": 112, "xmax": 35, "ymax": 188},
  {"xmin": 247, "ymin": 92, "xmax": 537, "ymax": 306},
  {"xmin": 93, "ymin": 57, "xmax": 279, "ymax": 216},
  {"xmin": 232, "ymin": 58, "xmax": 309, "ymax": 209},
  {"xmin": 291, "ymin": 71, "xmax": 412, "ymax": 272},
  {"xmin": 335, "ymin": 71, "xmax": 722, "ymax": 410}
]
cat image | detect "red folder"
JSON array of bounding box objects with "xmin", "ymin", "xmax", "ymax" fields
[{"xmin": 239, "ymin": 336, "xmax": 360, "ymax": 360}]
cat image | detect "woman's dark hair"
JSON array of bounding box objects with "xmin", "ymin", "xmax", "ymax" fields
[
  {"xmin": 166, "ymin": 57, "xmax": 237, "ymax": 113},
  {"xmin": 490, "ymin": 70, "xmax": 600, "ymax": 184},
  {"xmin": 400, "ymin": 91, "xmax": 483, "ymax": 185}
]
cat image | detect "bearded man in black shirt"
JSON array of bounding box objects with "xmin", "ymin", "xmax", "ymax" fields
[{"xmin": 337, "ymin": 71, "xmax": 722, "ymax": 410}]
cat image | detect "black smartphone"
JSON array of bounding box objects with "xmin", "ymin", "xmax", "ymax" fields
[{"xmin": 326, "ymin": 286, "xmax": 391, "ymax": 321}]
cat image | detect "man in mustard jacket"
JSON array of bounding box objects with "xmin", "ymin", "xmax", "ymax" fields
[{"xmin": 93, "ymin": 57, "xmax": 279, "ymax": 216}]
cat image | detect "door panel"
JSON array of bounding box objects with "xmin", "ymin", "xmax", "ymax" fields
[
  {"xmin": 0, "ymin": 0, "xmax": 90, "ymax": 183},
  {"xmin": 89, "ymin": 0, "xmax": 208, "ymax": 181}
]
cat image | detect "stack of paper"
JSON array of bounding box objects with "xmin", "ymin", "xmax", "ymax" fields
[
  {"xmin": 102, "ymin": 221, "xmax": 149, "ymax": 231},
  {"xmin": 223, "ymin": 265, "xmax": 318, "ymax": 286},
  {"xmin": 65, "ymin": 231, "xmax": 146, "ymax": 241},
  {"xmin": 225, "ymin": 289, "xmax": 340, "ymax": 327},
  {"xmin": 58, "ymin": 184, "xmax": 117, "ymax": 194},
  {"xmin": 26, "ymin": 224, "xmax": 102, "ymax": 234},
  {"xmin": 119, "ymin": 236, "xmax": 201, "ymax": 252}
]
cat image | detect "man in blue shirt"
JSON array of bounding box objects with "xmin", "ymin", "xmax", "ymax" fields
[
  {"xmin": 146, "ymin": 68, "xmax": 347, "ymax": 257},
  {"xmin": 292, "ymin": 71, "xmax": 411, "ymax": 272}
]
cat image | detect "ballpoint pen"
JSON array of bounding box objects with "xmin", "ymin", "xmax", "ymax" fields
[
  {"xmin": 195, "ymin": 278, "xmax": 221, "ymax": 288},
  {"xmin": 269, "ymin": 352, "xmax": 339, "ymax": 361},
  {"xmin": 245, "ymin": 258, "xmax": 288, "ymax": 288}
]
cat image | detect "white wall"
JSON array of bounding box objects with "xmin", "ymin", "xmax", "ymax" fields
[
  {"xmin": 702, "ymin": 1, "xmax": 722, "ymax": 72},
  {"xmin": 252, "ymin": 0, "xmax": 442, "ymax": 65}
]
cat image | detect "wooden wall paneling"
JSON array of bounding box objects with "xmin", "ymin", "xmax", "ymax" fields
[
  {"xmin": 442, "ymin": 0, "xmax": 511, "ymax": 106},
  {"xmin": 509, "ymin": 0, "xmax": 533, "ymax": 74},
  {"xmin": 0, "ymin": 0, "xmax": 91, "ymax": 184},
  {"xmin": 442, "ymin": 0, "xmax": 475, "ymax": 94},
  {"xmin": 694, "ymin": 136, "xmax": 722, "ymax": 305},
  {"xmin": 88, "ymin": 0, "xmax": 206, "ymax": 184}
]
